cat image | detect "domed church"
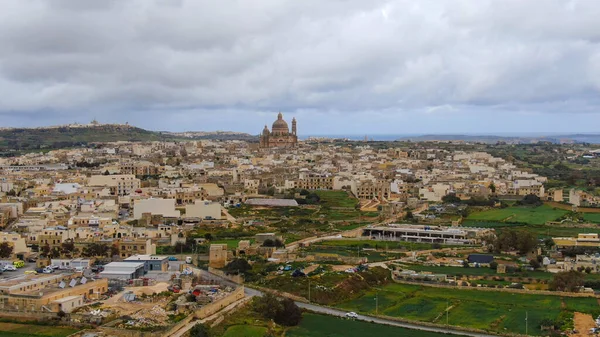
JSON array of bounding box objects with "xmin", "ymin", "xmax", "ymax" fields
[{"xmin": 259, "ymin": 112, "xmax": 298, "ymax": 148}]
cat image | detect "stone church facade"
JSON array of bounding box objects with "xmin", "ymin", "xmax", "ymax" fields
[{"xmin": 259, "ymin": 112, "xmax": 298, "ymax": 148}]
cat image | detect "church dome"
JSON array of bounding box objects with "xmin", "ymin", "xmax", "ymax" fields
[{"xmin": 272, "ymin": 112, "xmax": 289, "ymax": 134}]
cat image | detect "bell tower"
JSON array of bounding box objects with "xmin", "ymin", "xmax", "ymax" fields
[{"xmin": 292, "ymin": 117, "xmax": 297, "ymax": 136}]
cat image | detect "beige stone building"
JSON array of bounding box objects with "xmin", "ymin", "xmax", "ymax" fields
[
  {"xmin": 0, "ymin": 274, "xmax": 108, "ymax": 312},
  {"xmin": 88, "ymin": 174, "xmax": 141, "ymax": 196},
  {"xmin": 209, "ymin": 244, "xmax": 228, "ymax": 268}
]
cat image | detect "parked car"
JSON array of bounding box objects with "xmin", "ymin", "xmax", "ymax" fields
[
  {"xmin": 3, "ymin": 265, "xmax": 16, "ymax": 271},
  {"xmin": 35, "ymin": 267, "xmax": 45, "ymax": 273},
  {"xmin": 168, "ymin": 256, "xmax": 178, "ymax": 261},
  {"xmin": 345, "ymin": 312, "xmax": 358, "ymax": 319},
  {"xmin": 42, "ymin": 267, "xmax": 54, "ymax": 274},
  {"xmin": 13, "ymin": 260, "xmax": 25, "ymax": 268},
  {"xmin": 24, "ymin": 270, "xmax": 37, "ymax": 275},
  {"xmin": 185, "ymin": 256, "xmax": 192, "ymax": 264}
]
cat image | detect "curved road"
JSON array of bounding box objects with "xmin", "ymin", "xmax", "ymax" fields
[{"xmin": 242, "ymin": 286, "xmax": 499, "ymax": 337}]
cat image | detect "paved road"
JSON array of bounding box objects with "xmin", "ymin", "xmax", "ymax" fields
[
  {"xmin": 295, "ymin": 302, "xmax": 499, "ymax": 337},
  {"xmin": 241, "ymin": 286, "xmax": 499, "ymax": 337}
]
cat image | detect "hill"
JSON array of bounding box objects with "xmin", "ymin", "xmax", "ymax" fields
[
  {"xmin": 162, "ymin": 130, "xmax": 258, "ymax": 141},
  {"xmin": 0, "ymin": 124, "xmax": 172, "ymax": 155}
]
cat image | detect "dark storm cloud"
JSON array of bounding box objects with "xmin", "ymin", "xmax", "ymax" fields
[{"xmin": 1, "ymin": 0, "xmax": 600, "ymax": 132}]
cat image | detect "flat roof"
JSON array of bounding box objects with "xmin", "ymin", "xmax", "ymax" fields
[
  {"xmin": 99, "ymin": 271, "xmax": 136, "ymax": 275},
  {"xmin": 124, "ymin": 255, "xmax": 168, "ymax": 261},
  {"xmin": 52, "ymin": 295, "xmax": 82, "ymax": 303},
  {"xmin": 103, "ymin": 262, "xmax": 144, "ymax": 267}
]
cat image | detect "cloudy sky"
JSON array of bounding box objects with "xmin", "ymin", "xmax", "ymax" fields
[{"xmin": 1, "ymin": 0, "xmax": 600, "ymax": 135}]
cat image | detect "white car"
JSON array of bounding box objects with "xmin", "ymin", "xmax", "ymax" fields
[
  {"xmin": 345, "ymin": 312, "xmax": 358, "ymax": 319},
  {"xmin": 3, "ymin": 265, "xmax": 16, "ymax": 271},
  {"xmin": 42, "ymin": 267, "xmax": 54, "ymax": 274}
]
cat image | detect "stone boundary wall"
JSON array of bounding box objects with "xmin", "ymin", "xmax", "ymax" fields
[
  {"xmin": 162, "ymin": 286, "xmax": 245, "ymax": 336},
  {"xmin": 394, "ymin": 279, "xmax": 599, "ymax": 298}
]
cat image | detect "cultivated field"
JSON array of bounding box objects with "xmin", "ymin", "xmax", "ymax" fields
[
  {"xmin": 466, "ymin": 205, "xmax": 567, "ymax": 225},
  {"xmin": 339, "ymin": 283, "xmax": 600, "ymax": 335},
  {"xmin": 286, "ymin": 313, "xmax": 469, "ymax": 337},
  {"xmin": 222, "ymin": 325, "xmax": 267, "ymax": 337},
  {"xmin": 0, "ymin": 323, "xmax": 80, "ymax": 337}
]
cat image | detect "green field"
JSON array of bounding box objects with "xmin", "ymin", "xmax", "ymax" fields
[
  {"xmin": 583, "ymin": 213, "xmax": 600, "ymax": 223},
  {"xmin": 211, "ymin": 239, "xmax": 255, "ymax": 249},
  {"xmin": 222, "ymin": 325, "xmax": 267, "ymax": 337},
  {"xmin": 314, "ymin": 190, "xmax": 359, "ymax": 208},
  {"xmin": 467, "ymin": 205, "xmax": 567, "ymax": 225},
  {"xmin": 0, "ymin": 323, "xmax": 79, "ymax": 337},
  {"xmin": 339, "ymin": 283, "xmax": 599, "ymax": 335},
  {"xmin": 314, "ymin": 239, "xmax": 458, "ymax": 251},
  {"xmin": 287, "ymin": 313, "xmax": 469, "ymax": 337},
  {"xmin": 305, "ymin": 244, "xmax": 405, "ymax": 263}
]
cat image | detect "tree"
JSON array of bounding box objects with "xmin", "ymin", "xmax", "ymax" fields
[
  {"xmin": 549, "ymin": 270, "xmax": 584, "ymax": 292},
  {"xmin": 0, "ymin": 242, "xmax": 13, "ymax": 258},
  {"xmin": 40, "ymin": 244, "xmax": 51, "ymax": 258},
  {"xmin": 489, "ymin": 182, "xmax": 496, "ymax": 193},
  {"xmin": 252, "ymin": 293, "xmax": 282, "ymax": 320},
  {"xmin": 204, "ymin": 233, "xmax": 213, "ymax": 241},
  {"xmin": 404, "ymin": 211, "xmax": 414, "ymax": 220},
  {"xmin": 61, "ymin": 240, "xmax": 78, "ymax": 258},
  {"xmin": 252, "ymin": 294, "xmax": 302, "ymax": 327},
  {"xmin": 529, "ymin": 259, "xmax": 541, "ymax": 270},
  {"xmin": 516, "ymin": 194, "xmax": 542, "ymax": 206},
  {"xmin": 223, "ymin": 258, "xmax": 252, "ymax": 275},
  {"xmin": 462, "ymin": 260, "xmax": 470, "ymax": 268},
  {"xmin": 442, "ymin": 193, "xmax": 461, "ymax": 204},
  {"xmin": 189, "ymin": 323, "xmax": 208, "ymax": 337},
  {"xmin": 489, "ymin": 261, "xmax": 498, "ymax": 270},
  {"xmin": 275, "ymin": 298, "xmax": 302, "ymax": 326},
  {"xmin": 262, "ymin": 239, "xmax": 275, "ymax": 247},
  {"xmin": 6, "ymin": 189, "xmax": 16, "ymax": 196}
]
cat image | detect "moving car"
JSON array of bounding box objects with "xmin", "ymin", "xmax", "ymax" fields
[{"xmin": 345, "ymin": 312, "xmax": 358, "ymax": 319}]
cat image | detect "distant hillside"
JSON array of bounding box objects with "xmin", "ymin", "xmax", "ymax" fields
[
  {"xmin": 163, "ymin": 130, "xmax": 258, "ymax": 141},
  {"xmin": 0, "ymin": 124, "xmax": 261, "ymax": 156},
  {"xmin": 0, "ymin": 124, "xmax": 173, "ymax": 155},
  {"xmin": 397, "ymin": 134, "xmax": 600, "ymax": 144}
]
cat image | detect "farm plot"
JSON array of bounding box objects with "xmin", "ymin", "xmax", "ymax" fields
[
  {"xmin": 339, "ymin": 283, "xmax": 597, "ymax": 335},
  {"xmin": 467, "ymin": 205, "xmax": 567, "ymax": 225}
]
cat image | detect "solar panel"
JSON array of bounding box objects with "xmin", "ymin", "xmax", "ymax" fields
[
  {"xmin": 69, "ymin": 279, "xmax": 77, "ymax": 287},
  {"xmin": 80, "ymin": 277, "xmax": 87, "ymax": 284},
  {"xmin": 58, "ymin": 281, "xmax": 66, "ymax": 289}
]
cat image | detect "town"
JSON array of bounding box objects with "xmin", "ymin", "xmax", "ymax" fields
[{"xmin": 0, "ymin": 116, "xmax": 600, "ymax": 337}]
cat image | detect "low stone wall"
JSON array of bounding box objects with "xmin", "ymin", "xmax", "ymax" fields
[
  {"xmin": 207, "ymin": 267, "xmax": 244, "ymax": 284},
  {"xmin": 162, "ymin": 286, "xmax": 245, "ymax": 336},
  {"xmin": 394, "ymin": 279, "xmax": 599, "ymax": 298}
]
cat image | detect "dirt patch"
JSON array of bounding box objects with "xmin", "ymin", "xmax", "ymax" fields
[
  {"xmin": 332, "ymin": 265, "xmax": 354, "ymax": 272},
  {"xmin": 128, "ymin": 282, "xmax": 170, "ymax": 296},
  {"xmin": 573, "ymin": 312, "xmax": 595, "ymax": 337},
  {"xmin": 304, "ymin": 265, "xmax": 320, "ymax": 274}
]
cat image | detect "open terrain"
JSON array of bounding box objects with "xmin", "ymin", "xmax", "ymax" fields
[
  {"xmin": 0, "ymin": 322, "xmax": 80, "ymax": 337},
  {"xmin": 466, "ymin": 204, "xmax": 568, "ymax": 225},
  {"xmin": 287, "ymin": 313, "xmax": 470, "ymax": 337},
  {"xmin": 339, "ymin": 283, "xmax": 600, "ymax": 336}
]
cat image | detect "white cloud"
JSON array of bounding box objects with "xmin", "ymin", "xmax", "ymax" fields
[{"xmin": 0, "ymin": 0, "xmax": 599, "ymax": 132}]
